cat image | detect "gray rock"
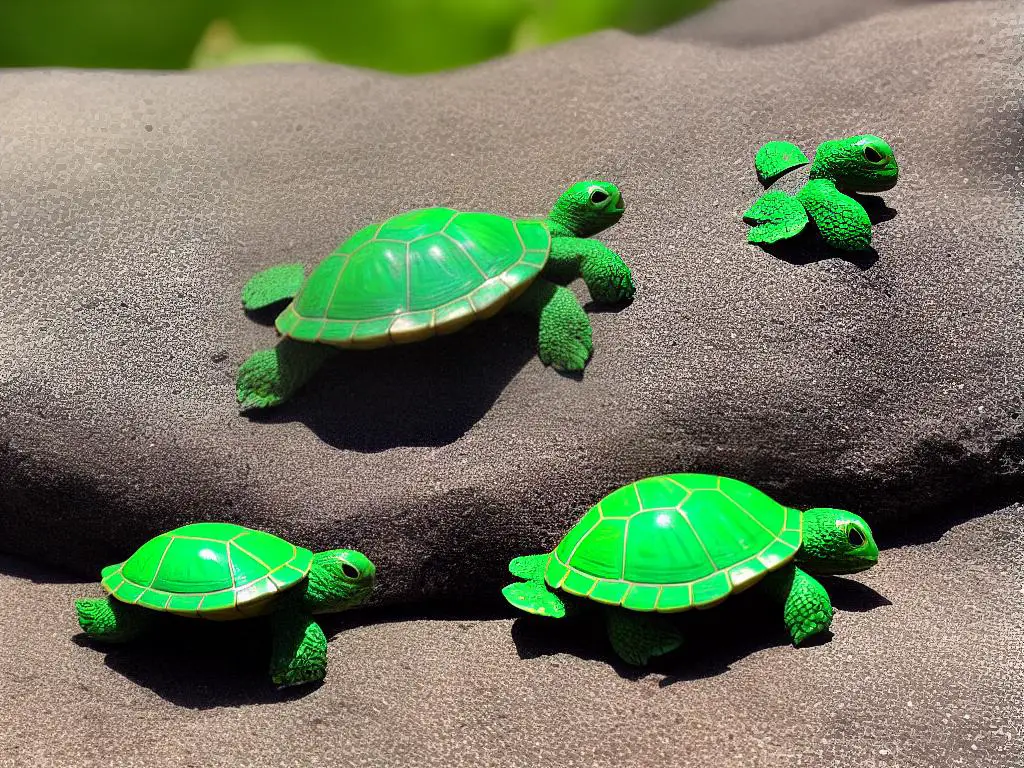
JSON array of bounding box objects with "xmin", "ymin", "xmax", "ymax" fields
[
  {"xmin": 0, "ymin": 0, "xmax": 1020, "ymax": 608},
  {"xmin": 1, "ymin": 506, "xmax": 1020, "ymax": 767}
]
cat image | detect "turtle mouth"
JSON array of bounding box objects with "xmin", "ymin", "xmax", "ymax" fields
[
  {"xmin": 611, "ymin": 192, "xmax": 626, "ymax": 215},
  {"xmin": 820, "ymin": 554, "xmax": 878, "ymax": 575},
  {"xmin": 855, "ymin": 164, "xmax": 899, "ymax": 193}
]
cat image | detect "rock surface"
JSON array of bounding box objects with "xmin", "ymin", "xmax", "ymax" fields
[
  {"xmin": 0, "ymin": 0, "xmax": 1020, "ymax": 612},
  {"xmin": 1, "ymin": 507, "xmax": 1019, "ymax": 767}
]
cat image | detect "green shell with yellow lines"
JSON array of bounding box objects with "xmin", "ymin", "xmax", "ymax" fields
[
  {"xmin": 100, "ymin": 523, "xmax": 313, "ymax": 620},
  {"xmin": 274, "ymin": 207, "xmax": 551, "ymax": 349},
  {"xmin": 545, "ymin": 474, "xmax": 803, "ymax": 613}
]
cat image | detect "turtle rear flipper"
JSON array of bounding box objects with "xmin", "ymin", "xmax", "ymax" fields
[
  {"xmin": 755, "ymin": 141, "xmax": 810, "ymax": 186},
  {"xmin": 508, "ymin": 553, "xmax": 549, "ymax": 581},
  {"xmin": 743, "ymin": 190, "xmax": 810, "ymax": 245},
  {"xmin": 797, "ymin": 179, "xmax": 872, "ymax": 251},
  {"xmin": 237, "ymin": 339, "xmax": 338, "ymax": 411},
  {"xmin": 242, "ymin": 263, "xmax": 306, "ymax": 310},
  {"xmin": 502, "ymin": 581, "xmax": 567, "ymax": 618},
  {"xmin": 605, "ymin": 609, "xmax": 683, "ymax": 666}
]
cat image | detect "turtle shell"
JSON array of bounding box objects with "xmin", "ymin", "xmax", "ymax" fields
[
  {"xmin": 544, "ymin": 473, "xmax": 803, "ymax": 613},
  {"xmin": 274, "ymin": 207, "xmax": 551, "ymax": 349},
  {"xmin": 100, "ymin": 522, "xmax": 313, "ymax": 620}
]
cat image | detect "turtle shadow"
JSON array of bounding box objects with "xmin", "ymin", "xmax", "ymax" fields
[
  {"xmin": 77, "ymin": 610, "xmax": 378, "ymax": 709},
  {"xmin": 244, "ymin": 313, "xmax": 541, "ymax": 453},
  {"xmin": 758, "ymin": 195, "xmax": 897, "ymax": 269},
  {"xmin": 761, "ymin": 229, "xmax": 880, "ymax": 270},
  {"xmin": 511, "ymin": 576, "xmax": 889, "ymax": 687},
  {"xmin": 0, "ymin": 554, "xmax": 92, "ymax": 584}
]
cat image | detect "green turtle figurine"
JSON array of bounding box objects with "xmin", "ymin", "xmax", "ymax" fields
[
  {"xmin": 502, "ymin": 473, "xmax": 878, "ymax": 666},
  {"xmin": 237, "ymin": 180, "xmax": 634, "ymax": 410},
  {"xmin": 743, "ymin": 135, "xmax": 899, "ymax": 251},
  {"xmin": 75, "ymin": 523, "xmax": 375, "ymax": 687}
]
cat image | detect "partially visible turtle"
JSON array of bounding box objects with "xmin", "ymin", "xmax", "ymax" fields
[
  {"xmin": 743, "ymin": 135, "xmax": 899, "ymax": 251},
  {"xmin": 237, "ymin": 180, "xmax": 634, "ymax": 410},
  {"xmin": 502, "ymin": 473, "xmax": 878, "ymax": 666},
  {"xmin": 75, "ymin": 523, "xmax": 376, "ymax": 687}
]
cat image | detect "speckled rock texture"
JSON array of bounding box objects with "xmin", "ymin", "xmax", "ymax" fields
[
  {"xmin": 0, "ymin": 0, "xmax": 1021, "ymax": 618},
  {"xmin": 1, "ymin": 507, "xmax": 1019, "ymax": 767}
]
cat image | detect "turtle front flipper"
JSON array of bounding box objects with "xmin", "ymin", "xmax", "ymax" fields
[
  {"xmin": 269, "ymin": 610, "xmax": 328, "ymax": 687},
  {"xmin": 743, "ymin": 190, "xmax": 810, "ymax": 245},
  {"xmin": 502, "ymin": 581, "xmax": 567, "ymax": 619},
  {"xmin": 75, "ymin": 596, "xmax": 156, "ymax": 643},
  {"xmin": 242, "ymin": 263, "xmax": 306, "ymax": 311},
  {"xmin": 548, "ymin": 238, "xmax": 635, "ymax": 304},
  {"xmin": 237, "ymin": 339, "xmax": 339, "ymax": 411},
  {"xmin": 797, "ymin": 179, "xmax": 872, "ymax": 251},
  {"xmin": 605, "ymin": 609, "xmax": 683, "ymax": 666},
  {"xmin": 763, "ymin": 565, "xmax": 834, "ymax": 645},
  {"xmin": 755, "ymin": 141, "xmax": 810, "ymax": 186},
  {"xmin": 510, "ymin": 278, "xmax": 593, "ymax": 372}
]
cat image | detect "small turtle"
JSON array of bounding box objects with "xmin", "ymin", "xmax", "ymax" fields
[
  {"xmin": 75, "ymin": 523, "xmax": 375, "ymax": 687},
  {"xmin": 743, "ymin": 135, "xmax": 899, "ymax": 251},
  {"xmin": 237, "ymin": 180, "xmax": 634, "ymax": 410},
  {"xmin": 502, "ymin": 473, "xmax": 878, "ymax": 666}
]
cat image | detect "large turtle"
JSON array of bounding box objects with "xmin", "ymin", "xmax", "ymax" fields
[
  {"xmin": 75, "ymin": 523, "xmax": 375, "ymax": 687},
  {"xmin": 237, "ymin": 180, "xmax": 634, "ymax": 410},
  {"xmin": 743, "ymin": 134, "xmax": 899, "ymax": 251},
  {"xmin": 503, "ymin": 473, "xmax": 878, "ymax": 665}
]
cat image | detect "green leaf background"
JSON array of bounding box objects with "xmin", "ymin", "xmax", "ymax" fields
[{"xmin": 0, "ymin": 0, "xmax": 717, "ymax": 72}]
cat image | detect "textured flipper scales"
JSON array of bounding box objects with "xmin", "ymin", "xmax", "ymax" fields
[
  {"xmin": 743, "ymin": 190, "xmax": 809, "ymax": 245},
  {"xmin": 797, "ymin": 179, "xmax": 872, "ymax": 251},
  {"xmin": 242, "ymin": 263, "xmax": 306, "ymax": 310},
  {"xmin": 755, "ymin": 141, "xmax": 809, "ymax": 186},
  {"xmin": 508, "ymin": 554, "xmax": 549, "ymax": 581},
  {"xmin": 605, "ymin": 609, "xmax": 683, "ymax": 666},
  {"xmin": 269, "ymin": 611, "xmax": 328, "ymax": 687},
  {"xmin": 510, "ymin": 278, "xmax": 593, "ymax": 372},
  {"xmin": 763, "ymin": 565, "xmax": 834, "ymax": 645},
  {"xmin": 502, "ymin": 581, "xmax": 566, "ymax": 618},
  {"xmin": 237, "ymin": 339, "xmax": 338, "ymax": 411}
]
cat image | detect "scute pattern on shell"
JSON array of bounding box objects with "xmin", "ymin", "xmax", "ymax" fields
[{"xmin": 544, "ymin": 474, "xmax": 803, "ymax": 613}]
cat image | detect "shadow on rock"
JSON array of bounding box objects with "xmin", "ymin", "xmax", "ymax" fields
[
  {"xmin": 761, "ymin": 230, "xmax": 880, "ymax": 270},
  {"xmin": 0, "ymin": 555, "xmax": 91, "ymax": 585},
  {"xmin": 76, "ymin": 612, "xmax": 375, "ymax": 709},
  {"xmin": 510, "ymin": 575, "xmax": 889, "ymax": 687},
  {"xmin": 874, "ymin": 480, "xmax": 1024, "ymax": 550},
  {"xmin": 246, "ymin": 315, "xmax": 540, "ymax": 452}
]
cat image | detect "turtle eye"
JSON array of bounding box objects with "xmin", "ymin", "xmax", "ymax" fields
[
  {"xmin": 340, "ymin": 562, "xmax": 360, "ymax": 580},
  {"xmin": 863, "ymin": 145, "xmax": 884, "ymax": 163},
  {"xmin": 847, "ymin": 526, "xmax": 866, "ymax": 547},
  {"xmin": 589, "ymin": 188, "xmax": 610, "ymax": 206}
]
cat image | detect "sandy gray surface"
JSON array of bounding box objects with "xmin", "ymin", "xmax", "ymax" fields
[
  {"xmin": 0, "ymin": 0, "xmax": 1021, "ymax": 606},
  {"xmin": 1, "ymin": 507, "xmax": 1020, "ymax": 768}
]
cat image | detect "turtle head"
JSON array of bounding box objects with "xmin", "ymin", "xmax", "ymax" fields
[
  {"xmin": 303, "ymin": 549, "xmax": 376, "ymax": 614},
  {"xmin": 547, "ymin": 180, "xmax": 626, "ymax": 237},
  {"xmin": 797, "ymin": 508, "xmax": 878, "ymax": 575},
  {"xmin": 808, "ymin": 135, "xmax": 899, "ymax": 193}
]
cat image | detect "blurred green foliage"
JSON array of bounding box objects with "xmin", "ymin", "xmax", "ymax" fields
[{"xmin": 0, "ymin": 0, "xmax": 716, "ymax": 72}]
